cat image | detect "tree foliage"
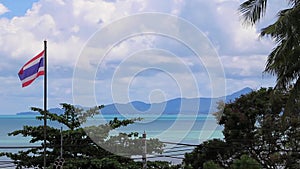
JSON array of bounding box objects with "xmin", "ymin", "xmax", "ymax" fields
[
  {"xmin": 184, "ymin": 88, "xmax": 300, "ymax": 169},
  {"xmin": 230, "ymin": 155, "xmax": 262, "ymax": 169},
  {"xmin": 184, "ymin": 1, "xmax": 300, "ymax": 168},
  {"xmin": 203, "ymin": 161, "xmax": 223, "ymax": 169},
  {"xmin": 0, "ymin": 103, "xmax": 165, "ymax": 169},
  {"xmin": 183, "ymin": 139, "xmax": 233, "ymax": 168},
  {"xmin": 239, "ymin": 0, "xmax": 300, "ymax": 114}
]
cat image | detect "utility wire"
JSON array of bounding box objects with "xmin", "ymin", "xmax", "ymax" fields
[
  {"xmin": 0, "ymin": 165, "xmax": 16, "ymax": 169},
  {"xmin": 0, "ymin": 161, "xmax": 14, "ymax": 164},
  {"xmin": 162, "ymin": 145, "xmax": 191, "ymax": 150},
  {"xmin": 147, "ymin": 155, "xmax": 185, "ymax": 160},
  {"xmin": 0, "ymin": 146, "xmax": 42, "ymax": 149},
  {"xmin": 132, "ymin": 153, "xmax": 186, "ymax": 160},
  {"xmin": 163, "ymin": 148, "xmax": 194, "ymax": 154},
  {"xmin": 161, "ymin": 141, "xmax": 198, "ymax": 146}
]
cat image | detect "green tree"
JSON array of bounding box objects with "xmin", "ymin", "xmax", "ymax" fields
[
  {"xmin": 184, "ymin": 88, "xmax": 300, "ymax": 168},
  {"xmin": 203, "ymin": 161, "xmax": 223, "ymax": 169},
  {"xmin": 220, "ymin": 88, "xmax": 300, "ymax": 168},
  {"xmin": 239, "ymin": 0, "xmax": 300, "ymax": 113},
  {"xmin": 183, "ymin": 139, "xmax": 233, "ymax": 168},
  {"xmin": 239, "ymin": 1, "xmax": 300, "ymax": 167},
  {"xmin": 230, "ymin": 155, "xmax": 262, "ymax": 169},
  {"xmin": 0, "ymin": 103, "xmax": 164, "ymax": 169},
  {"xmin": 220, "ymin": 88, "xmax": 284, "ymax": 168},
  {"xmin": 213, "ymin": 100, "xmax": 225, "ymax": 123}
]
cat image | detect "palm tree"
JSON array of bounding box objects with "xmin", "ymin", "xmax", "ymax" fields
[
  {"xmin": 239, "ymin": 3, "xmax": 300, "ymax": 167},
  {"xmin": 239, "ymin": 0, "xmax": 300, "ymax": 112}
]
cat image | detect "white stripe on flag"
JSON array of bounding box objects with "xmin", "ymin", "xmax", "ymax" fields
[{"xmin": 23, "ymin": 55, "xmax": 43, "ymax": 70}]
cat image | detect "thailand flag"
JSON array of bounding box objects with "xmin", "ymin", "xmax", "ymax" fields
[{"xmin": 18, "ymin": 50, "xmax": 45, "ymax": 87}]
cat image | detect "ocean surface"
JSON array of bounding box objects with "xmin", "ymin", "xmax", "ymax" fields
[{"xmin": 0, "ymin": 114, "xmax": 224, "ymax": 168}]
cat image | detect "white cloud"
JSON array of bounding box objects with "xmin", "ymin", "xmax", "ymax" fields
[
  {"xmin": 215, "ymin": 2, "xmax": 274, "ymax": 54},
  {"xmin": 106, "ymin": 49, "xmax": 200, "ymax": 103},
  {"xmin": 221, "ymin": 54, "xmax": 276, "ymax": 95},
  {"xmin": 180, "ymin": 0, "xmax": 274, "ymax": 56},
  {"xmin": 0, "ymin": 0, "xmax": 184, "ymax": 67},
  {"xmin": 0, "ymin": 3, "xmax": 9, "ymax": 15},
  {"xmin": 0, "ymin": 0, "xmax": 279, "ymax": 114},
  {"xmin": 221, "ymin": 55, "xmax": 267, "ymax": 77},
  {"xmin": 105, "ymin": 35, "xmax": 155, "ymax": 63},
  {"xmin": 72, "ymin": 0, "xmax": 116, "ymax": 24}
]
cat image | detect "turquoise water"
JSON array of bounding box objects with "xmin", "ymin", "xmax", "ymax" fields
[
  {"xmin": 0, "ymin": 114, "xmax": 224, "ymax": 148},
  {"xmin": 0, "ymin": 115, "xmax": 224, "ymax": 167}
]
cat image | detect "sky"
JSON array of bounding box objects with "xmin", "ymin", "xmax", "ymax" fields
[{"xmin": 0, "ymin": 0, "xmax": 289, "ymax": 115}]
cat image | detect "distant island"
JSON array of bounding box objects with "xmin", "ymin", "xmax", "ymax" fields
[
  {"xmin": 17, "ymin": 87, "xmax": 252, "ymax": 116},
  {"xmin": 17, "ymin": 108, "xmax": 64, "ymax": 116}
]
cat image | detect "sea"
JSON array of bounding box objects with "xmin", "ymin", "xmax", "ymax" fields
[{"xmin": 0, "ymin": 114, "xmax": 224, "ymax": 168}]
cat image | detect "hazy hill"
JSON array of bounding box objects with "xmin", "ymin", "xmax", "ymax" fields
[
  {"xmin": 100, "ymin": 87, "xmax": 252, "ymax": 115},
  {"xmin": 16, "ymin": 87, "xmax": 252, "ymax": 116},
  {"xmin": 17, "ymin": 108, "xmax": 64, "ymax": 116}
]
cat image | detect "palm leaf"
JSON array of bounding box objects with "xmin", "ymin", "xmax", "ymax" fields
[
  {"xmin": 263, "ymin": 5, "xmax": 300, "ymax": 90},
  {"xmin": 239, "ymin": 0, "xmax": 268, "ymax": 25}
]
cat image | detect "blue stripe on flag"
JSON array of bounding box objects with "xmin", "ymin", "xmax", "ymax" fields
[{"xmin": 18, "ymin": 58, "xmax": 44, "ymax": 80}]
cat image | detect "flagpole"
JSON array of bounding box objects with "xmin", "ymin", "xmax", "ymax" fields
[{"xmin": 43, "ymin": 40, "xmax": 47, "ymax": 168}]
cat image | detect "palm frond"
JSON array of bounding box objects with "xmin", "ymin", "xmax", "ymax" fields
[
  {"xmin": 287, "ymin": 0, "xmax": 300, "ymax": 6},
  {"xmin": 265, "ymin": 40, "xmax": 300, "ymax": 89},
  {"xmin": 263, "ymin": 4, "xmax": 300, "ymax": 90},
  {"xmin": 239, "ymin": 0, "xmax": 268, "ymax": 25}
]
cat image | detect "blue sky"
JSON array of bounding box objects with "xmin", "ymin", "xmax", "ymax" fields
[
  {"xmin": 0, "ymin": 0, "xmax": 39, "ymax": 18},
  {"xmin": 0, "ymin": 0, "xmax": 288, "ymax": 114}
]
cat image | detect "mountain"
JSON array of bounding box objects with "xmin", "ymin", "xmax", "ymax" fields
[
  {"xmin": 16, "ymin": 87, "xmax": 252, "ymax": 116},
  {"xmin": 100, "ymin": 87, "xmax": 252, "ymax": 115},
  {"xmin": 225, "ymin": 87, "xmax": 253, "ymax": 102},
  {"xmin": 16, "ymin": 108, "xmax": 64, "ymax": 116}
]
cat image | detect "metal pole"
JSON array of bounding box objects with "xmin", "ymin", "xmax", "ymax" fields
[
  {"xmin": 60, "ymin": 127, "xmax": 63, "ymax": 158},
  {"xmin": 142, "ymin": 131, "xmax": 147, "ymax": 169},
  {"xmin": 43, "ymin": 40, "xmax": 47, "ymax": 168}
]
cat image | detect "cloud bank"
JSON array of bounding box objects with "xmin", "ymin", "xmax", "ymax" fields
[{"xmin": 0, "ymin": 0, "xmax": 278, "ymax": 114}]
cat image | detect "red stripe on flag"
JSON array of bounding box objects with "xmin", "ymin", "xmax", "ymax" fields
[
  {"xmin": 22, "ymin": 51, "xmax": 45, "ymax": 68},
  {"xmin": 22, "ymin": 71, "xmax": 45, "ymax": 87},
  {"xmin": 18, "ymin": 50, "xmax": 45, "ymax": 87}
]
